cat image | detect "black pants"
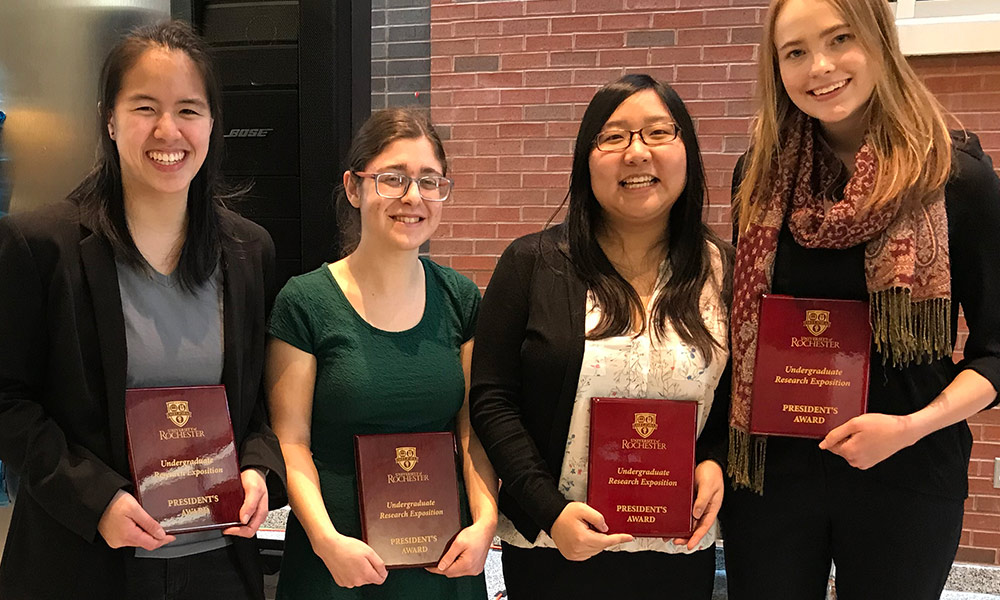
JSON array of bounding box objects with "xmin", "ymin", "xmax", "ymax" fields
[
  {"xmin": 721, "ymin": 442, "xmax": 963, "ymax": 600},
  {"xmin": 124, "ymin": 544, "xmax": 258, "ymax": 600},
  {"xmin": 501, "ymin": 542, "xmax": 716, "ymax": 600}
]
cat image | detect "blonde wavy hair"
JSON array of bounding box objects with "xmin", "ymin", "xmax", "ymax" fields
[{"xmin": 736, "ymin": 0, "xmax": 954, "ymax": 231}]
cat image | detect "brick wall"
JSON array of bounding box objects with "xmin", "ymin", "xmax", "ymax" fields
[
  {"xmin": 427, "ymin": 0, "xmax": 1000, "ymax": 565},
  {"xmin": 372, "ymin": 0, "xmax": 431, "ymax": 110}
]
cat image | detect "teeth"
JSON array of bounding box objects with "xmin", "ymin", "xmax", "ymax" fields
[
  {"xmin": 621, "ymin": 175, "xmax": 656, "ymax": 189},
  {"xmin": 394, "ymin": 216, "xmax": 421, "ymax": 224},
  {"xmin": 147, "ymin": 151, "xmax": 185, "ymax": 165},
  {"xmin": 812, "ymin": 80, "xmax": 847, "ymax": 95}
]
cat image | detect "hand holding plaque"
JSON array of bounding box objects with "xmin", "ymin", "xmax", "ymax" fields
[{"xmin": 124, "ymin": 385, "xmax": 244, "ymax": 535}]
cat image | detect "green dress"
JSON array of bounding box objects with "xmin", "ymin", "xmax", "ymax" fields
[{"xmin": 269, "ymin": 258, "xmax": 486, "ymax": 600}]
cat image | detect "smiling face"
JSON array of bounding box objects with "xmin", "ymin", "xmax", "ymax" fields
[
  {"xmin": 588, "ymin": 89, "xmax": 687, "ymax": 234},
  {"xmin": 345, "ymin": 136, "xmax": 445, "ymax": 253},
  {"xmin": 773, "ymin": 0, "xmax": 877, "ymax": 139},
  {"xmin": 108, "ymin": 46, "xmax": 213, "ymax": 203}
]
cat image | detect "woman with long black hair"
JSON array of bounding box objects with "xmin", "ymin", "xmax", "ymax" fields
[{"xmin": 470, "ymin": 74, "xmax": 733, "ymax": 599}]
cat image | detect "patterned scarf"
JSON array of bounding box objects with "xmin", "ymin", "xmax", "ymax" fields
[{"xmin": 728, "ymin": 113, "xmax": 951, "ymax": 492}]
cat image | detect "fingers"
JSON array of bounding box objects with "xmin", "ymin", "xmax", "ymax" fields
[
  {"xmin": 126, "ymin": 498, "xmax": 169, "ymax": 541},
  {"xmin": 436, "ymin": 539, "xmax": 465, "ymax": 572},
  {"xmin": 600, "ymin": 533, "xmax": 634, "ymax": 548},
  {"xmin": 577, "ymin": 504, "xmax": 609, "ymax": 533},
  {"xmin": 368, "ymin": 552, "xmax": 388, "ymax": 582}
]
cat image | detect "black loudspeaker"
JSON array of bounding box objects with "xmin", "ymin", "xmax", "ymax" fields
[{"xmin": 175, "ymin": 0, "xmax": 371, "ymax": 284}]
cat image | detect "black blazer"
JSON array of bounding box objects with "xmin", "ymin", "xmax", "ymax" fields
[
  {"xmin": 469, "ymin": 224, "xmax": 730, "ymax": 542},
  {"xmin": 0, "ymin": 199, "xmax": 287, "ymax": 600}
]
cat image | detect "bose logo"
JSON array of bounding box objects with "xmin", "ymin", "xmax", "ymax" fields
[{"xmin": 224, "ymin": 128, "xmax": 273, "ymax": 138}]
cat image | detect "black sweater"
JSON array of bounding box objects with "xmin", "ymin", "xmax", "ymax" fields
[
  {"xmin": 734, "ymin": 133, "xmax": 1000, "ymax": 499},
  {"xmin": 470, "ymin": 224, "xmax": 731, "ymax": 541}
]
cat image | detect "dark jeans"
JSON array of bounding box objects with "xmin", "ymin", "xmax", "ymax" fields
[
  {"xmin": 125, "ymin": 544, "xmax": 258, "ymax": 600},
  {"xmin": 501, "ymin": 542, "xmax": 716, "ymax": 600},
  {"xmin": 721, "ymin": 442, "xmax": 963, "ymax": 600}
]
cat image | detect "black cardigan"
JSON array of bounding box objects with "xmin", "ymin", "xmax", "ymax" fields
[
  {"xmin": 733, "ymin": 132, "xmax": 1000, "ymax": 499},
  {"xmin": 0, "ymin": 199, "xmax": 287, "ymax": 600},
  {"xmin": 469, "ymin": 224, "xmax": 731, "ymax": 542}
]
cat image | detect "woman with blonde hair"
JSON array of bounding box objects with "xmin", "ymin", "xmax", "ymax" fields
[{"xmin": 722, "ymin": 1, "xmax": 1000, "ymax": 598}]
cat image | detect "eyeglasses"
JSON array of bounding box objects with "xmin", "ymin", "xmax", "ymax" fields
[
  {"xmin": 593, "ymin": 123, "xmax": 681, "ymax": 152},
  {"xmin": 352, "ymin": 171, "xmax": 454, "ymax": 202}
]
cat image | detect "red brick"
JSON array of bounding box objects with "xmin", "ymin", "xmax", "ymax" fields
[
  {"xmin": 652, "ymin": 10, "xmax": 705, "ymax": 28},
  {"xmin": 433, "ymin": 106, "xmax": 477, "ymax": 123},
  {"xmin": 726, "ymin": 99, "xmax": 756, "ymax": 116},
  {"xmin": 724, "ymin": 136, "xmax": 750, "ymax": 153},
  {"xmin": 676, "ymin": 65, "xmax": 728, "ymax": 82},
  {"xmin": 452, "ymin": 123, "xmax": 498, "ymax": 140},
  {"xmin": 472, "ymin": 270, "xmax": 493, "ymax": 287},
  {"xmin": 974, "ymin": 495, "xmax": 1000, "ymax": 514},
  {"xmin": 434, "ymin": 73, "xmax": 477, "ymax": 90},
  {"xmin": 731, "ymin": 26, "xmax": 764, "ymax": 44},
  {"xmin": 476, "ymin": 206, "xmax": 521, "ymax": 222},
  {"xmin": 549, "ymin": 86, "xmax": 600, "ymax": 103},
  {"xmin": 600, "ymin": 13, "xmax": 654, "ymax": 31},
  {"xmin": 698, "ymin": 118, "xmax": 752, "ymax": 135},
  {"xmin": 525, "ymin": 34, "xmax": 573, "ymax": 52},
  {"xmin": 432, "ymin": 3, "xmax": 475, "ymax": 22},
  {"xmin": 705, "ymin": 7, "xmax": 761, "ymax": 26},
  {"xmin": 500, "ymin": 189, "xmax": 548, "ymax": 205},
  {"xmin": 551, "ymin": 16, "xmax": 599, "ymax": 33},
  {"xmin": 451, "ymin": 156, "xmax": 499, "ymax": 174},
  {"xmin": 434, "ymin": 39, "xmax": 477, "ymax": 55},
  {"xmin": 729, "ymin": 63, "xmax": 758, "ymax": 81},
  {"xmin": 478, "ymin": 140, "xmax": 523, "ymax": 156},
  {"xmin": 501, "ymin": 18, "xmax": 550, "ymax": 36},
  {"xmin": 500, "ymin": 52, "xmax": 548, "ymax": 70},
  {"xmin": 475, "ymin": 2, "xmax": 524, "ymax": 19},
  {"xmin": 431, "ymin": 56, "xmax": 452, "ymax": 74},
  {"xmin": 576, "ymin": 32, "xmax": 625, "ymax": 50},
  {"xmin": 574, "ymin": 68, "xmax": 629, "ymax": 85},
  {"xmin": 500, "ymin": 88, "xmax": 547, "ymax": 105},
  {"xmin": 476, "ymin": 173, "xmax": 521, "ymax": 189},
  {"xmin": 496, "ymin": 156, "xmax": 548, "ymax": 172},
  {"xmin": 972, "ymin": 410, "xmax": 1000, "ymax": 426},
  {"xmin": 548, "ymin": 121, "xmax": 581, "ymax": 137},
  {"xmin": 546, "ymin": 155, "xmax": 573, "ymax": 171},
  {"xmin": 955, "ymin": 546, "xmax": 998, "ymax": 564},
  {"xmin": 702, "ymin": 82, "xmax": 754, "ymax": 99},
  {"xmin": 650, "ymin": 46, "xmax": 704, "ymax": 66},
  {"xmin": 431, "ymin": 22, "xmax": 453, "ymax": 40},
  {"xmin": 685, "ymin": 100, "xmax": 727, "ymax": 118},
  {"xmin": 524, "ymin": 104, "xmax": 574, "ymax": 121},
  {"xmin": 476, "ymin": 106, "xmax": 525, "ymax": 122},
  {"xmin": 524, "ymin": 138, "xmax": 574, "ymax": 155},
  {"xmin": 523, "ymin": 173, "xmax": 570, "ymax": 189},
  {"xmin": 525, "ymin": 69, "xmax": 573, "ymax": 87},
  {"xmin": 477, "ymin": 36, "xmax": 525, "ymax": 54},
  {"xmin": 922, "ymin": 75, "xmax": 988, "ymax": 94},
  {"xmin": 703, "ymin": 45, "xmax": 757, "ymax": 63},
  {"xmin": 972, "ymin": 441, "xmax": 1000, "ymax": 460},
  {"xmin": 521, "ymin": 206, "xmax": 562, "ymax": 221},
  {"xmin": 628, "ymin": 0, "xmax": 679, "ymax": 8},
  {"xmin": 451, "ymin": 255, "xmax": 502, "ymax": 270},
  {"xmin": 551, "ymin": 51, "xmax": 599, "ymax": 67},
  {"xmin": 429, "ymin": 239, "xmax": 474, "ymax": 255},
  {"xmin": 450, "ymin": 189, "xmax": 500, "ymax": 205},
  {"xmin": 699, "ymin": 135, "xmax": 724, "ymax": 153},
  {"xmin": 599, "ymin": 48, "xmax": 651, "ymax": 67},
  {"xmin": 463, "ymin": 20, "xmax": 502, "ymax": 37},
  {"xmin": 476, "ymin": 72, "xmax": 525, "ymax": 88},
  {"xmin": 525, "ymin": 0, "xmax": 573, "ymax": 15},
  {"xmin": 452, "ymin": 223, "xmax": 498, "ymax": 238},
  {"xmin": 440, "ymin": 139, "xmax": 473, "ymax": 156},
  {"xmin": 676, "ymin": 28, "xmax": 729, "ymax": 46},
  {"xmin": 443, "ymin": 206, "xmax": 476, "ymax": 222},
  {"xmin": 575, "ymin": 0, "xmax": 625, "ymax": 13},
  {"xmin": 499, "ymin": 122, "xmax": 547, "ymax": 139},
  {"xmin": 451, "ymin": 89, "xmax": 500, "ymax": 106}
]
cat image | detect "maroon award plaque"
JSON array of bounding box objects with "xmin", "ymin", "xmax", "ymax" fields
[
  {"xmin": 587, "ymin": 397, "xmax": 697, "ymax": 538},
  {"xmin": 749, "ymin": 295, "xmax": 871, "ymax": 439},
  {"xmin": 124, "ymin": 385, "xmax": 244, "ymax": 535},
  {"xmin": 354, "ymin": 432, "xmax": 462, "ymax": 569}
]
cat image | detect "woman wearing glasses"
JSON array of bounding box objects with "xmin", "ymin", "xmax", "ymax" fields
[
  {"xmin": 265, "ymin": 108, "xmax": 498, "ymax": 599},
  {"xmin": 469, "ymin": 74, "xmax": 732, "ymax": 599}
]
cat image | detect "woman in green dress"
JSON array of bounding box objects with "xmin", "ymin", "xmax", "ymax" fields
[{"xmin": 266, "ymin": 108, "xmax": 498, "ymax": 599}]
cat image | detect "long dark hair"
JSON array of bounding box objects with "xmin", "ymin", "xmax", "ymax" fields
[
  {"xmin": 70, "ymin": 20, "xmax": 230, "ymax": 291},
  {"xmin": 564, "ymin": 74, "xmax": 733, "ymax": 362},
  {"xmin": 335, "ymin": 108, "xmax": 447, "ymax": 258}
]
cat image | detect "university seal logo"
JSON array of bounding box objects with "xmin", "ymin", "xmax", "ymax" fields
[
  {"xmin": 395, "ymin": 447, "xmax": 418, "ymax": 472},
  {"xmin": 803, "ymin": 310, "xmax": 831, "ymax": 337},
  {"xmin": 632, "ymin": 413, "xmax": 658, "ymax": 439},
  {"xmin": 165, "ymin": 401, "xmax": 191, "ymax": 428}
]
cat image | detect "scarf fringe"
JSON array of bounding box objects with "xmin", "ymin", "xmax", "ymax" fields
[
  {"xmin": 870, "ymin": 290, "xmax": 952, "ymax": 367},
  {"xmin": 727, "ymin": 427, "xmax": 767, "ymax": 495}
]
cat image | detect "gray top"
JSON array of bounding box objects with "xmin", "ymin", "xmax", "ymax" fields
[{"xmin": 116, "ymin": 259, "xmax": 230, "ymax": 559}]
